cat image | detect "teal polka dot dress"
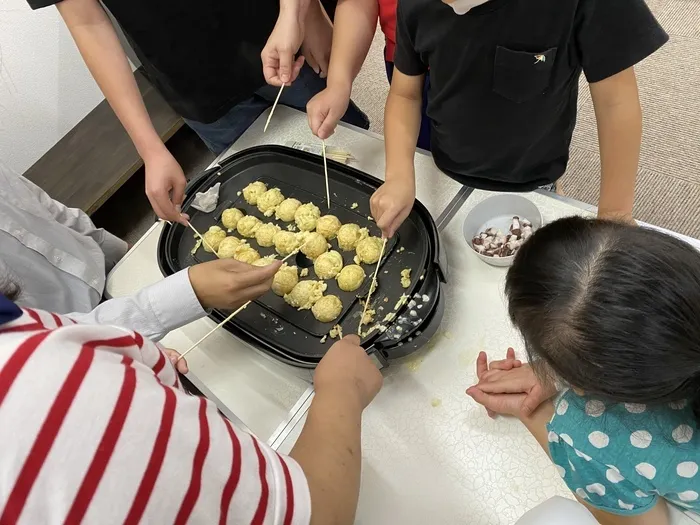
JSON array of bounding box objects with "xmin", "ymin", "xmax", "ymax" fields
[{"xmin": 547, "ymin": 390, "xmax": 700, "ymax": 520}]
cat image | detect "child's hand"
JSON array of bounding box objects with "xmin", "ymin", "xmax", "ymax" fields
[
  {"xmin": 307, "ymin": 84, "xmax": 352, "ymax": 140},
  {"xmin": 300, "ymin": 0, "xmax": 333, "ymax": 78},
  {"xmin": 467, "ymin": 385, "xmax": 528, "ymax": 418},
  {"xmin": 370, "ymin": 179, "xmax": 416, "ymax": 239},
  {"xmin": 481, "ymin": 347, "xmax": 522, "ymax": 376},
  {"xmin": 163, "ymin": 348, "xmax": 189, "ymax": 375},
  {"xmin": 467, "ymin": 350, "xmax": 526, "ymax": 418},
  {"xmin": 470, "ymin": 350, "xmax": 558, "ymax": 418},
  {"xmin": 261, "ymin": 9, "xmax": 305, "ymax": 85}
]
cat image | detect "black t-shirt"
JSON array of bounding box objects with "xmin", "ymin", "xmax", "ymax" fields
[
  {"xmin": 28, "ymin": 0, "xmax": 335, "ymax": 123},
  {"xmin": 394, "ymin": 0, "xmax": 668, "ymax": 191}
]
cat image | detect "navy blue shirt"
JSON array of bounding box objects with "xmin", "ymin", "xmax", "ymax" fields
[
  {"xmin": 394, "ymin": 0, "xmax": 668, "ymax": 191},
  {"xmin": 0, "ymin": 295, "xmax": 22, "ymax": 327}
]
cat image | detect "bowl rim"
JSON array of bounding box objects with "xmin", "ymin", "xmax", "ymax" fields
[{"xmin": 462, "ymin": 194, "xmax": 543, "ymax": 263}]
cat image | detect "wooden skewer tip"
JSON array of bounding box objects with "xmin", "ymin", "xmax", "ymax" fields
[
  {"xmin": 358, "ymin": 238, "xmax": 388, "ymax": 335},
  {"xmin": 177, "ymin": 301, "xmax": 250, "ymax": 362},
  {"xmin": 264, "ymin": 83, "xmax": 285, "ymax": 133},
  {"xmin": 187, "ymin": 221, "xmax": 221, "ymax": 259},
  {"xmin": 322, "ymin": 140, "xmax": 331, "ymax": 209}
]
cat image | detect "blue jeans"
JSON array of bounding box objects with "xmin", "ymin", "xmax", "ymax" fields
[
  {"xmin": 385, "ymin": 61, "xmax": 431, "ymax": 151},
  {"xmin": 185, "ymin": 64, "xmax": 370, "ymax": 154}
]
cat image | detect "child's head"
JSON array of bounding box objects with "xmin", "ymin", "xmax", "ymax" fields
[{"xmin": 506, "ymin": 217, "xmax": 700, "ymax": 417}]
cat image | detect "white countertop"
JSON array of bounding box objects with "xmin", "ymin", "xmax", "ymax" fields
[{"xmin": 107, "ymin": 106, "xmax": 700, "ymax": 524}]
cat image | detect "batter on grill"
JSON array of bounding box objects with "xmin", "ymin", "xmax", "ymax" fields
[
  {"xmin": 337, "ymin": 223, "xmax": 368, "ymax": 251},
  {"xmin": 242, "ymin": 181, "xmax": 267, "ymax": 205},
  {"xmin": 312, "ymin": 295, "xmax": 343, "ymax": 323},
  {"xmin": 284, "ymin": 280, "xmax": 326, "ymax": 310}
]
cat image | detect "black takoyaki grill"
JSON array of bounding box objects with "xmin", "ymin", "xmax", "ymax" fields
[{"xmin": 158, "ymin": 145, "xmax": 446, "ymax": 368}]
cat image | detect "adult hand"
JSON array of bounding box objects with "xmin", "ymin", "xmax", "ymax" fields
[
  {"xmin": 315, "ymin": 335, "xmax": 383, "ymax": 409},
  {"xmin": 370, "ymin": 178, "xmax": 416, "ymax": 239},
  {"xmin": 299, "ymin": 1, "xmax": 333, "ymax": 78},
  {"xmin": 162, "ymin": 347, "xmax": 189, "ymax": 374},
  {"xmin": 144, "ymin": 149, "xmax": 189, "ymax": 224},
  {"xmin": 261, "ymin": 8, "xmax": 306, "ymax": 85},
  {"xmin": 307, "ymin": 84, "xmax": 351, "ymax": 139},
  {"xmin": 188, "ymin": 259, "xmax": 281, "ymax": 310}
]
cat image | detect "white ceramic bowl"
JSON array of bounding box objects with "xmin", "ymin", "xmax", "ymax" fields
[{"xmin": 462, "ymin": 194, "xmax": 543, "ymax": 267}]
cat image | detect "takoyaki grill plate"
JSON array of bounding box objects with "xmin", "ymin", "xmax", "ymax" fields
[{"xmin": 158, "ymin": 146, "xmax": 445, "ymax": 367}]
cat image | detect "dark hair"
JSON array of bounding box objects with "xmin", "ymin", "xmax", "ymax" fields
[
  {"xmin": 506, "ymin": 216, "xmax": 700, "ymax": 420},
  {"xmin": 0, "ymin": 273, "xmax": 20, "ymax": 301}
]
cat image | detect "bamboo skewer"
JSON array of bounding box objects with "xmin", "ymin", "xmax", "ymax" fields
[
  {"xmin": 163, "ymin": 219, "xmax": 222, "ymax": 258},
  {"xmin": 322, "ymin": 140, "xmax": 331, "ymax": 208},
  {"xmin": 176, "ymin": 302, "xmax": 250, "ymax": 362},
  {"xmin": 177, "ymin": 239, "xmax": 310, "ymax": 362},
  {"xmin": 264, "ymin": 83, "xmax": 285, "ymax": 133},
  {"xmin": 358, "ymin": 238, "xmax": 388, "ymax": 335},
  {"xmin": 187, "ymin": 221, "xmax": 222, "ymax": 258}
]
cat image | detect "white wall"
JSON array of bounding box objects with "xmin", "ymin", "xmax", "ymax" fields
[{"xmin": 0, "ymin": 0, "xmax": 105, "ymax": 175}]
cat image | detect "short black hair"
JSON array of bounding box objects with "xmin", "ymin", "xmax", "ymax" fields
[{"xmin": 506, "ymin": 217, "xmax": 700, "ymax": 420}]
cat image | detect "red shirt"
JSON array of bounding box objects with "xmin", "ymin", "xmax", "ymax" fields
[{"xmin": 378, "ymin": 0, "xmax": 398, "ymax": 61}]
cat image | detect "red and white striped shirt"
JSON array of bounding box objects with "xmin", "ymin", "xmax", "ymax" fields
[{"xmin": 0, "ymin": 306, "xmax": 311, "ymax": 524}]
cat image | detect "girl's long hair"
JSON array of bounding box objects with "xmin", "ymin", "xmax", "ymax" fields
[{"xmin": 506, "ymin": 217, "xmax": 700, "ymax": 421}]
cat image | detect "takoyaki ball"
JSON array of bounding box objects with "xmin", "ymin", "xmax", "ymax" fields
[{"xmin": 242, "ymin": 181, "xmax": 267, "ymax": 205}]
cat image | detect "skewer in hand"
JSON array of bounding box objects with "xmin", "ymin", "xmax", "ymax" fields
[
  {"xmin": 177, "ymin": 237, "xmax": 311, "ymax": 362},
  {"xmin": 187, "ymin": 221, "xmax": 222, "ymax": 258},
  {"xmin": 358, "ymin": 238, "xmax": 388, "ymax": 335},
  {"xmin": 322, "ymin": 140, "xmax": 331, "ymax": 209},
  {"xmin": 264, "ymin": 83, "xmax": 285, "ymax": 133}
]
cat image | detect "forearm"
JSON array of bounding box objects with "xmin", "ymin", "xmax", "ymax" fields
[
  {"xmin": 384, "ymin": 86, "xmax": 422, "ymax": 184},
  {"xmin": 57, "ymin": 0, "xmax": 166, "ymax": 162},
  {"xmin": 326, "ymin": 0, "xmax": 379, "ymax": 89},
  {"xmin": 281, "ymin": 0, "xmax": 313, "ymax": 22},
  {"xmin": 596, "ymin": 103, "xmax": 641, "ymax": 220},
  {"xmin": 290, "ymin": 389, "xmax": 363, "ymax": 525},
  {"xmin": 68, "ymin": 270, "xmax": 205, "ymax": 341},
  {"xmin": 591, "ymin": 70, "xmax": 642, "ymax": 222},
  {"xmin": 519, "ymin": 400, "xmax": 555, "ymax": 456}
]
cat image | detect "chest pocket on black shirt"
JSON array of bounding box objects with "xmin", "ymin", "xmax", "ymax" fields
[{"xmin": 492, "ymin": 46, "xmax": 558, "ymax": 104}]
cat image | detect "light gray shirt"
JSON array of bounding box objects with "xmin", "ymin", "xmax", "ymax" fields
[{"xmin": 0, "ymin": 171, "xmax": 205, "ymax": 340}]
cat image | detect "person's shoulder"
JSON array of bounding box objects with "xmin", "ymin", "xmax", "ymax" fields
[
  {"xmin": 550, "ymin": 391, "xmax": 700, "ymax": 474},
  {"xmin": 571, "ymin": 0, "xmax": 668, "ymax": 81},
  {"xmin": 549, "ymin": 390, "xmax": 611, "ymax": 444},
  {"xmin": 549, "ymin": 391, "xmax": 658, "ymax": 454},
  {"xmin": 551, "ymin": 390, "xmax": 659, "ymax": 440}
]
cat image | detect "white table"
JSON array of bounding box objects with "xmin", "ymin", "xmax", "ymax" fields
[{"xmin": 106, "ymin": 106, "xmax": 700, "ymax": 524}]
